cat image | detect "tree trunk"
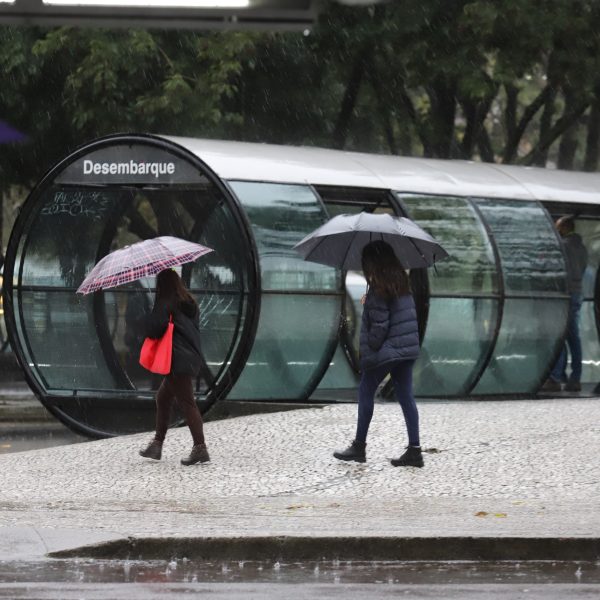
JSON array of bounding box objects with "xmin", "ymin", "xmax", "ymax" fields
[
  {"xmin": 397, "ymin": 89, "xmax": 429, "ymax": 155},
  {"xmin": 332, "ymin": 43, "xmax": 373, "ymax": 150},
  {"xmin": 584, "ymin": 91, "xmax": 600, "ymax": 172},
  {"xmin": 522, "ymin": 98, "xmax": 590, "ymax": 166},
  {"xmin": 366, "ymin": 69, "xmax": 397, "ymax": 154},
  {"xmin": 460, "ymin": 100, "xmax": 478, "ymax": 158},
  {"xmin": 504, "ymin": 84, "xmax": 518, "ymax": 148},
  {"xmin": 557, "ymin": 87, "xmax": 579, "ymax": 170},
  {"xmin": 502, "ymin": 85, "xmax": 554, "ymax": 164},
  {"xmin": 459, "ymin": 79, "xmax": 496, "ymax": 160},
  {"xmin": 426, "ymin": 76, "xmax": 458, "ymax": 158},
  {"xmin": 477, "ymin": 128, "xmax": 495, "ymax": 163},
  {"xmin": 531, "ymin": 87, "xmax": 557, "ymax": 167}
]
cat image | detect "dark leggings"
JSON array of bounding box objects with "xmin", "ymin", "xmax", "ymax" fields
[
  {"xmin": 355, "ymin": 360, "xmax": 419, "ymax": 446},
  {"xmin": 154, "ymin": 373, "xmax": 205, "ymax": 445}
]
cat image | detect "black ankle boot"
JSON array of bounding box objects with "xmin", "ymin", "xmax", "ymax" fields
[
  {"xmin": 139, "ymin": 438, "xmax": 162, "ymax": 460},
  {"xmin": 333, "ymin": 440, "xmax": 366, "ymax": 463},
  {"xmin": 391, "ymin": 445, "xmax": 424, "ymax": 468}
]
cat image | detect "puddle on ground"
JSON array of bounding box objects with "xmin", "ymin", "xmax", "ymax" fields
[{"xmin": 0, "ymin": 559, "xmax": 599, "ymax": 585}]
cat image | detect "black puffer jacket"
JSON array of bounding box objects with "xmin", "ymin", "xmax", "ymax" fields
[
  {"xmin": 145, "ymin": 299, "xmax": 203, "ymax": 376},
  {"xmin": 359, "ymin": 291, "xmax": 420, "ymax": 371}
]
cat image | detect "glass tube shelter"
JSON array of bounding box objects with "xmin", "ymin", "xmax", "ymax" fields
[{"xmin": 4, "ymin": 134, "xmax": 600, "ymax": 437}]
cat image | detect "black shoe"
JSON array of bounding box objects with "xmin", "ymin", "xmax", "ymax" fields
[
  {"xmin": 565, "ymin": 380, "xmax": 582, "ymax": 392},
  {"xmin": 139, "ymin": 439, "xmax": 162, "ymax": 460},
  {"xmin": 391, "ymin": 446, "xmax": 424, "ymax": 468},
  {"xmin": 181, "ymin": 443, "xmax": 210, "ymax": 466},
  {"xmin": 540, "ymin": 378, "xmax": 562, "ymax": 392},
  {"xmin": 333, "ymin": 440, "xmax": 366, "ymax": 463}
]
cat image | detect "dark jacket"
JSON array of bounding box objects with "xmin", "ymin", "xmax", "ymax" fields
[
  {"xmin": 145, "ymin": 299, "xmax": 203, "ymax": 376},
  {"xmin": 562, "ymin": 233, "xmax": 588, "ymax": 294},
  {"xmin": 359, "ymin": 290, "xmax": 420, "ymax": 371}
]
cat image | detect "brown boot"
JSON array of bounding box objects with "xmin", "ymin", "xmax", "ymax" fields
[
  {"xmin": 139, "ymin": 439, "xmax": 162, "ymax": 460},
  {"xmin": 181, "ymin": 443, "xmax": 210, "ymax": 466}
]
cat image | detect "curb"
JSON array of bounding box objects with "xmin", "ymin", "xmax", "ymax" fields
[{"xmin": 49, "ymin": 536, "xmax": 600, "ymax": 562}]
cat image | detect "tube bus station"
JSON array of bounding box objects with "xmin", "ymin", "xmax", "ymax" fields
[{"xmin": 3, "ymin": 133, "xmax": 600, "ymax": 437}]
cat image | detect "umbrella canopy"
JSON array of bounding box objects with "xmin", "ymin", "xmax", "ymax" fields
[
  {"xmin": 293, "ymin": 212, "xmax": 448, "ymax": 270},
  {"xmin": 0, "ymin": 120, "xmax": 27, "ymax": 144},
  {"xmin": 76, "ymin": 236, "xmax": 213, "ymax": 295}
]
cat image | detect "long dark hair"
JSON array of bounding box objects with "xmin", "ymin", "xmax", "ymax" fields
[
  {"xmin": 361, "ymin": 240, "xmax": 411, "ymax": 300},
  {"xmin": 154, "ymin": 269, "xmax": 197, "ymax": 312}
]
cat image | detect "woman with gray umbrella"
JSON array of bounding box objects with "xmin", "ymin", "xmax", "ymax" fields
[{"xmin": 333, "ymin": 240, "xmax": 423, "ymax": 467}]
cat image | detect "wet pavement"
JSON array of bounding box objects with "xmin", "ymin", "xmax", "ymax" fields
[
  {"xmin": 1, "ymin": 397, "xmax": 600, "ymax": 597},
  {"xmin": 1, "ymin": 559, "xmax": 600, "ymax": 598},
  {"xmin": 2, "ymin": 558, "xmax": 600, "ymax": 585},
  {"xmin": 0, "ymin": 422, "xmax": 85, "ymax": 455}
]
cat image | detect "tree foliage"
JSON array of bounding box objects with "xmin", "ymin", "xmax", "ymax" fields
[{"xmin": 1, "ymin": 0, "xmax": 600, "ymax": 205}]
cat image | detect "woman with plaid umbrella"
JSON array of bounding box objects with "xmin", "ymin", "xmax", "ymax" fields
[{"xmin": 139, "ymin": 268, "xmax": 210, "ymax": 466}]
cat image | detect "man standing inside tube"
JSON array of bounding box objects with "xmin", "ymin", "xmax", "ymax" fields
[{"xmin": 542, "ymin": 216, "xmax": 588, "ymax": 392}]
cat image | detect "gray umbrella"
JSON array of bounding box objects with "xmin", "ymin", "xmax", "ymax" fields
[{"xmin": 293, "ymin": 212, "xmax": 449, "ymax": 270}]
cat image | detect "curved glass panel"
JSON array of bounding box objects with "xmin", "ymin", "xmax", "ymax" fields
[
  {"xmin": 413, "ymin": 298, "xmax": 498, "ymax": 396},
  {"xmin": 472, "ymin": 298, "xmax": 568, "ymax": 394},
  {"xmin": 227, "ymin": 181, "xmax": 339, "ymax": 291},
  {"xmin": 314, "ymin": 273, "xmax": 364, "ymax": 397},
  {"xmin": 14, "ymin": 290, "xmax": 116, "ymax": 390},
  {"xmin": 313, "ymin": 343, "xmax": 360, "ymax": 399},
  {"xmin": 472, "ymin": 199, "xmax": 569, "ymax": 394},
  {"xmin": 399, "ymin": 195, "xmax": 499, "ymax": 395},
  {"xmin": 10, "ymin": 155, "xmax": 253, "ymax": 435},
  {"xmin": 399, "ymin": 194, "xmax": 498, "ymax": 295},
  {"xmin": 14, "ymin": 188, "xmax": 126, "ymax": 392},
  {"xmin": 229, "ymin": 293, "xmax": 340, "ymax": 399},
  {"xmin": 227, "ymin": 181, "xmax": 341, "ymax": 400},
  {"xmin": 475, "ymin": 199, "xmax": 567, "ymax": 294},
  {"xmin": 581, "ymin": 300, "xmax": 600, "ymax": 385}
]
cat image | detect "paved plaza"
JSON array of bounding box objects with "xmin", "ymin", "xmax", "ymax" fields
[{"xmin": 0, "ymin": 398, "xmax": 599, "ymax": 559}]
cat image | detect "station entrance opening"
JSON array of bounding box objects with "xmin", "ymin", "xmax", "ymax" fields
[{"xmin": 3, "ymin": 135, "xmax": 259, "ymax": 437}]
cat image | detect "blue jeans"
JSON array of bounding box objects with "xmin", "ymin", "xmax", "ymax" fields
[
  {"xmin": 355, "ymin": 360, "xmax": 419, "ymax": 446},
  {"xmin": 551, "ymin": 293, "xmax": 584, "ymax": 383}
]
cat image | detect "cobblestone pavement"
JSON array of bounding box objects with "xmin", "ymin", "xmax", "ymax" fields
[{"xmin": 0, "ymin": 399, "xmax": 599, "ymax": 553}]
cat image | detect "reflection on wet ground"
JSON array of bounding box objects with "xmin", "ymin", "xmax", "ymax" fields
[
  {"xmin": 0, "ymin": 423, "xmax": 87, "ymax": 454},
  {"xmin": 1, "ymin": 559, "xmax": 599, "ymax": 585}
]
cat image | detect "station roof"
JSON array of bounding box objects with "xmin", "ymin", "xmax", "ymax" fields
[{"xmin": 168, "ymin": 136, "xmax": 600, "ymax": 205}]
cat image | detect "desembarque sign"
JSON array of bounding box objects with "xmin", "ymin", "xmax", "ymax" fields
[{"xmin": 55, "ymin": 144, "xmax": 206, "ymax": 184}]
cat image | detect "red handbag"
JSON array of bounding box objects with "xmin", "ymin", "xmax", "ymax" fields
[{"xmin": 139, "ymin": 315, "xmax": 174, "ymax": 375}]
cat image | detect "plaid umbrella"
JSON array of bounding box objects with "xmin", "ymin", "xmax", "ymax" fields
[
  {"xmin": 76, "ymin": 236, "xmax": 213, "ymax": 295},
  {"xmin": 294, "ymin": 212, "xmax": 448, "ymax": 270}
]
